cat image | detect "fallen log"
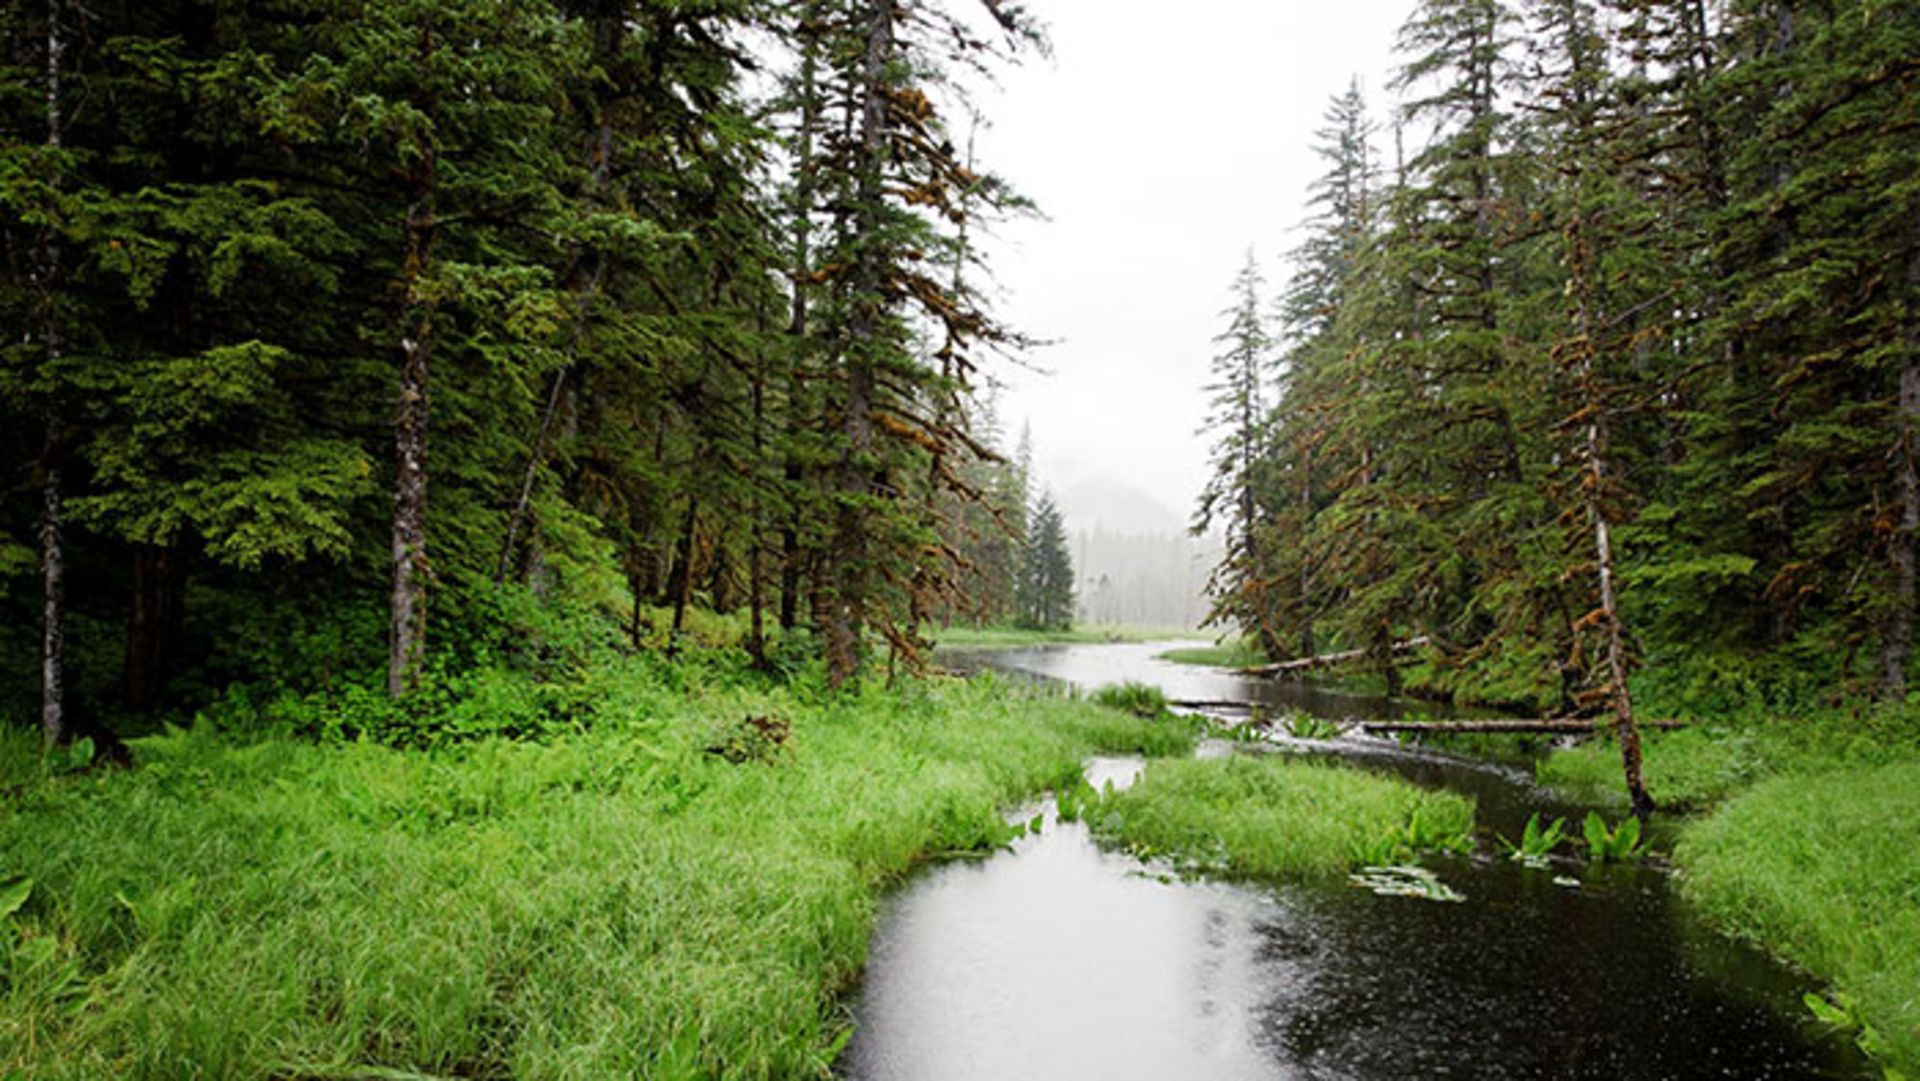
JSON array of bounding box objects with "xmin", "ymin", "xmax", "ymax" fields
[
  {"xmin": 1355, "ymin": 718, "xmax": 1689, "ymax": 735},
  {"xmin": 1240, "ymin": 636, "xmax": 1432, "ymax": 678},
  {"xmin": 1167, "ymin": 701, "xmax": 1691, "ymax": 736}
]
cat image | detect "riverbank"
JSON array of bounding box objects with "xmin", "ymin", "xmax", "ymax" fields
[
  {"xmin": 1158, "ymin": 646, "xmax": 1918, "ymax": 1075},
  {"xmin": 1154, "ymin": 637, "xmax": 1262, "ymax": 668},
  {"xmin": 0, "ymin": 661, "xmax": 1191, "ymax": 1079},
  {"xmin": 1538, "ymin": 723, "xmax": 1920, "ymax": 1076}
]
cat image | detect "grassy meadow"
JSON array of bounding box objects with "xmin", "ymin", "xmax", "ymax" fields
[
  {"xmin": 0, "ymin": 659, "xmax": 1193, "ymax": 1080},
  {"xmin": 1538, "ymin": 719, "xmax": 1920, "ymax": 1076}
]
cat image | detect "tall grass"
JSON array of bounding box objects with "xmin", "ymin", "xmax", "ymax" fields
[
  {"xmin": 1090, "ymin": 753, "xmax": 1476, "ymax": 877},
  {"xmin": 0, "ymin": 666, "xmax": 1186, "ymax": 1079},
  {"xmin": 1675, "ymin": 763, "xmax": 1920, "ymax": 1075},
  {"xmin": 1154, "ymin": 638, "xmax": 1261, "ymax": 668},
  {"xmin": 1537, "ymin": 713, "xmax": 1917, "ymax": 811}
]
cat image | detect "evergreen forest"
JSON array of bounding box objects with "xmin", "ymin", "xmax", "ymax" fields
[{"xmin": 3, "ymin": 1, "xmax": 1919, "ymax": 1078}]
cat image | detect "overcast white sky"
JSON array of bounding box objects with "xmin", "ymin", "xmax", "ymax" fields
[{"xmin": 966, "ymin": 0, "xmax": 1416, "ymax": 530}]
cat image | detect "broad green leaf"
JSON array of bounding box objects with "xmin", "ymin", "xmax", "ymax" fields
[{"xmin": 0, "ymin": 875, "xmax": 31, "ymax": 919}]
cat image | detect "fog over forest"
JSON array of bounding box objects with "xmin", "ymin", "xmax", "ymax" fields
[{"xmin": 1050, "ymin": 475, "xmax": 1221, "ymax": 630}]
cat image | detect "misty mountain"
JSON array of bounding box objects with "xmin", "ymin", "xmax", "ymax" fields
[
  {"xmin": 1043, "ymin": 475, "xmax": 1222, "ymax": 630},
  {"xmin": 1055, "ymin": 476, "xmax": 1189, "ymax": 537}
]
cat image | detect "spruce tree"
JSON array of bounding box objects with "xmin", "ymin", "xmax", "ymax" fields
[
  {"xmin": 1194, "ymin": 251, "xmax": 1275, "ymax": 649},
  {"xmin": 1018, "ymin": 492, "xmax": 1074, "ymax": 632}
]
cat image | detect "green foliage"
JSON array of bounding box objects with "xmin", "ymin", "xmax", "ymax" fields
[
  {"xmin": 1497, "ymin": 812, "xmax": 1568, "ymax": 868},
  {"xmin": 1281, "ymin": 710, "xmax": 1343, "ymax": 741},
  {"xmin": 1348, "ymin": 864, "xmax": 1466, "ymax": 903},
  {"xmin": 1538, "ymin": 713, "xmax": 1918, "ymax": 811},
  {"xmin": 0, "ymin": 662, "xmax": 1185, "ymax": 1079},
  {"xmin": 1206, "ymin": 0, "xmax": 1920, "ymax": 724},
  {"xmin": 1014, "ymin": 494, "xmax": 1075, "ymax": 632},
  {"xmin": 1088, "ymin": 754, "xmax": 1476, "ymax": 880},
  {"xmin": 1090, "ymin": 681, "xmax": 1170, "ymax": 719},
  {"xmin": 1803, "ymin": 991, "xmax": 1908, "ymax": 1079},
  {"xmin": 1580, "ymin": 812, "xmax": 1642, "ymax": 863},
  {"xmin": 1156, "ymin": 638, "xmax": 1261, "ymax": 667},
  {"xmin": 1677, "ymin": 763, "xmax": 1920, "ymax": 1077}
]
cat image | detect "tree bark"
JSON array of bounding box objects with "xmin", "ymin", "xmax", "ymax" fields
[
  {"xmin": 389, "ymin": 25, "xmax": 438, "ymax": 698},
  {"xmin": 1557, "ymin": 3, "xmax": 1652, "ymax": 819},
  {"xmin": 747, "ymin": 364, "xmax": 768, "ymax": 666},
  {"xmin": 40, "ymin": 421, "xmax": 66, "ymax": 747},
  {"xmin": 824, "ymin": 0, "xmax": 893, "ymax": 687},
  {"xmin": 37, "ymin": 0, "xmax": 67, "ymax": 747},
  {"xmin": 123, "ymin": 541, "xmax": 188, "ymax": 710},
  {"xmin": 666, "ymin": 495, "xmax": 699, "ymax": 658},
  {"xmin": 1882, "ymin": 238, "xmax": 1920, "ymax": 701},
  {"xmin": 1357, "ymin": 718, "xmax": 1688, "ymax": 736}
]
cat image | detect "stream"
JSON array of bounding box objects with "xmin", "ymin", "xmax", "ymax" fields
[{"xmin": 836, "ymin": 641, "xmax": 1874, "ymax": 1080}]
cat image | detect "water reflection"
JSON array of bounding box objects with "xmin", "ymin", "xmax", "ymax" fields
[{"xmin": 839, "ymin": 643, "xmax": 1873, "ymax": 1080}]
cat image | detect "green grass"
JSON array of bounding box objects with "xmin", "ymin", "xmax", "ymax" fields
[
  {"xmin": 1089, "ymin": 753, "xmax": 1476, "ymax": 877},
  {"xmin": 1155, "ymin": 637, "xmax": 1262, "ymax": 667},
  {"xmin": 930, "ymin": 623, "xmax": 1200, "ymax": 650},
  {"xmin": 0, "ymin": 663, "xmax": 1190, "ymax": 1080},
  {"xmin": 1675, "ymin": 763, "xmax": 1920, "ymax": 1076},
  {"xmin": 1538, "ymin": 710, "xmax": 1920, "ymax": 1075},
  {"xmin": 1536, "ymin": 715, "xmax": 1916, "ymax": 812}
]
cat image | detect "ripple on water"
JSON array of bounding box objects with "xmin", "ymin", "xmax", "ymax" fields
[{"xmin": 839, "ymin": 643, "xmax": 1874, "ymax": 1081}]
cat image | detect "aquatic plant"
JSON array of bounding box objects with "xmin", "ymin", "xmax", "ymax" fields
[
  {"xmin": 1091, "ymin": 681, "xmax": 1170, "ymax": 718},
  {"xmin": 1348, "ymin": 864, "xmax": 1465, "ymax": 903},
  {"xmin": 1498, "ymin": 813, "xmax": 1569, "ymax": 868},
  {"xmin": 1282, "ymin": 711, "xmax": 1342, "ymax": 741},
  {"xmin": 1804, "ymin": 991, "xmax": 1905, "ymax": 1075},
  {"xmin": 1678, "ymin": 762, "xmax": 1920, "ymax": 1076},
  {"xmin": 1582, "ymin": 811, "xmax": 1643, "ymax": 863}
]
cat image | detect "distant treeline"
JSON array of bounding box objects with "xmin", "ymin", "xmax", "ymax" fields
[{"xmin": 1200, "ymin": 0, "xmax": 1920, "ymax": 715}]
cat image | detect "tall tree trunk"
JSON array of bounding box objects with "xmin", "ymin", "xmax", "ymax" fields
[
  {"xmin": 747, "ymin": 365, "xmax": 769, "ymax": 666},
  {"xmin": 1557, "ymin": 8, "xmax": 1653, "ymax": 816},
  {"xmin": 123, "ymin": 541, "xmax": 187, "ymax": 710},
  {"xmin": 1299, "ymin": 444, "xmax": 1315, "ymax": 657},
  {"xmin": 1882, "ymin": 239, "xmax": 1920, "ymax": 701},
  {"xmin": 780, "ymin": 7, "xmax": 823, "ymax": 635},
  {"xmin": 667, "ymin": 495, "xmax": 699, "ymax": 659},
  {"xmin": 37, "ymin": 0, "xmax": 67, "ymax": 747},
  {"xmin": 389, "ymin": 44, "xmax": 437, "ymax": 698},
  {"xmin": 824, "ymin": 0, "xmax": 893, "ymax": 687},
  {"xmin": 40, "ymin": 421, "xmax": 66, "ymax": 747}
]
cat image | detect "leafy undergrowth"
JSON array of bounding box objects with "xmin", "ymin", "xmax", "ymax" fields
[
  {"xmin": 0, "ymin": 665, "xmax": 1189, "ymax": 1080},
  {"xmin": 1087, "ymin": 753, "xmax": 1475, "ymax": 878},
  {"xmin": 1675, "ymin": 763, "xmax": 1920, "ymax": 1077}
]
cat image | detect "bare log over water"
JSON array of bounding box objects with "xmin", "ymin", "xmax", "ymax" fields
[
  {"xmin": 1239, "ymin": 636, "xmax": 1432, "ymax": 677},
  {"xmin": 1165, "ymin": 701, "xmax": 1690, "ymax": 736},
  {"xmin": 1354, "ymin": 718, "xmax": 1689, "ymax": 735}
]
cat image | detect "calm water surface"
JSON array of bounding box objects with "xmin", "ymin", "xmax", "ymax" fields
[{"xmin": 837, "ymin": 641, "xmax": 1873, "ymax": 1081}]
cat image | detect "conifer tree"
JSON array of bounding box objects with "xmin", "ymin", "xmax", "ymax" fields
[
  {"xmin": 1017, "ymin": 492, "xmax": 1074, "ymax": 632},
  {"xmin": 805, "ymin": 0, "xmax": 1041, "ymax": 684},
  {"xmin": 1195, "ymin": 251, "xmax": 1275, "ymax": 649}
]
